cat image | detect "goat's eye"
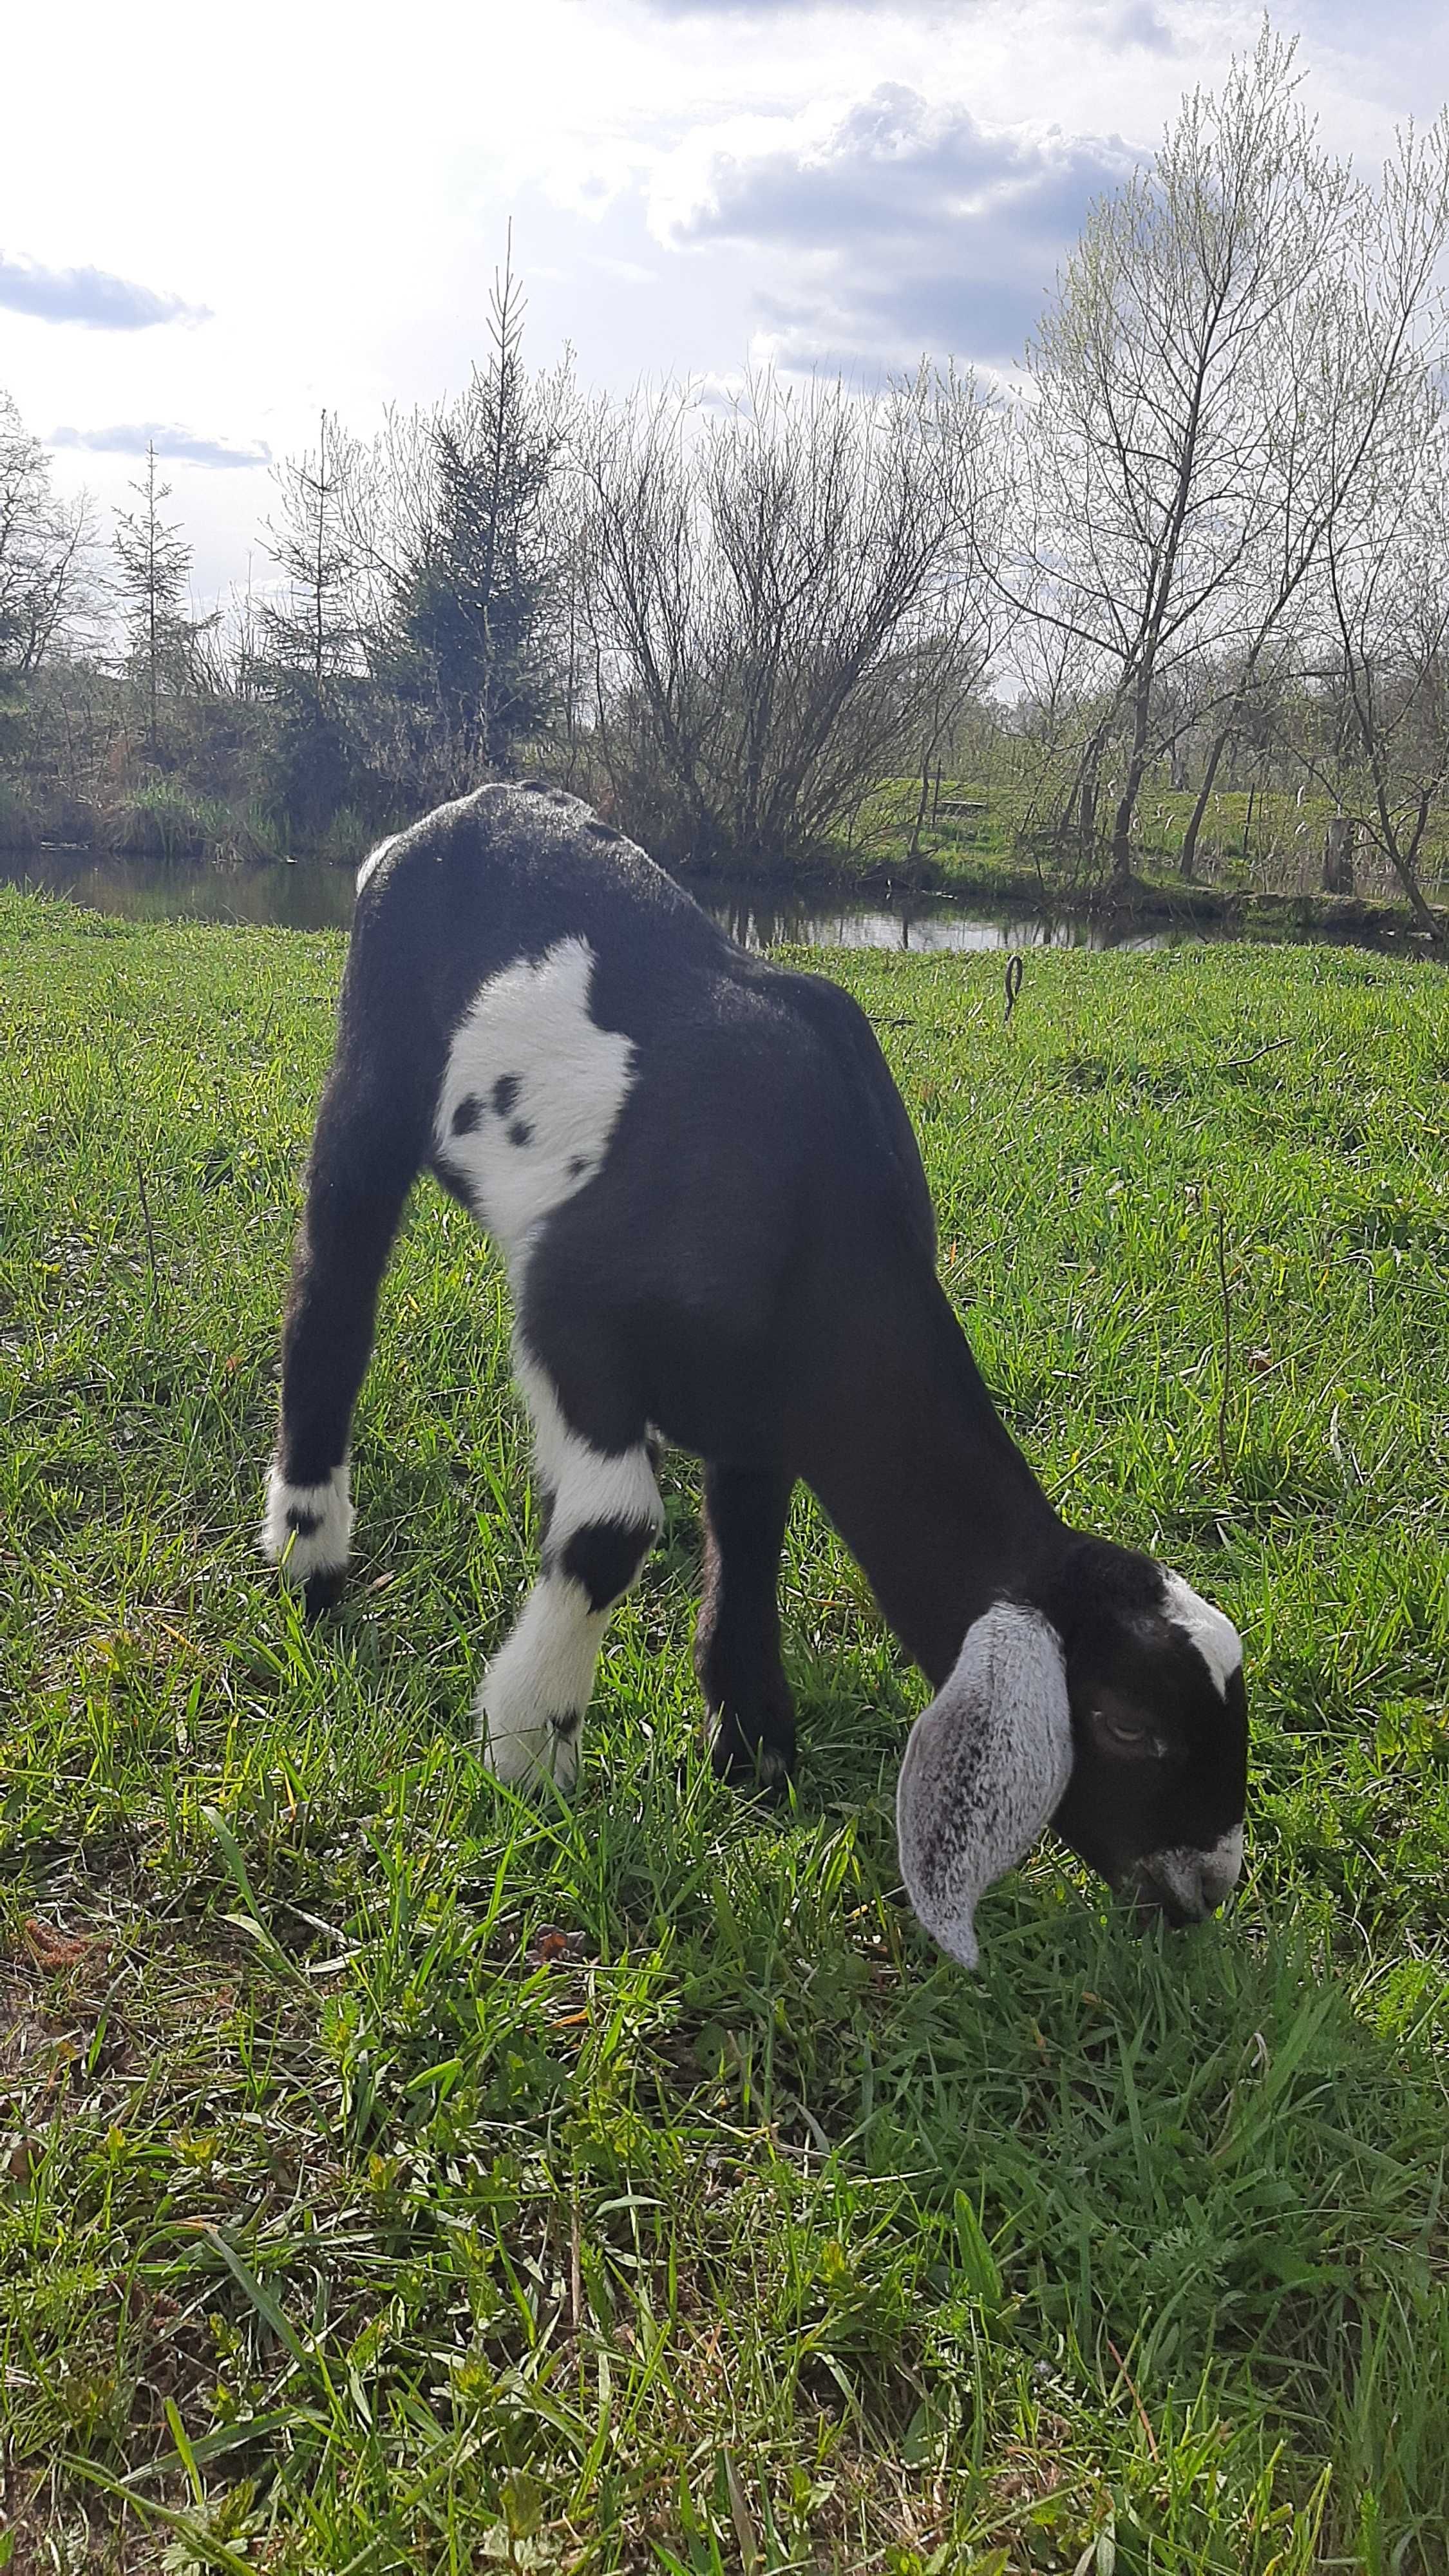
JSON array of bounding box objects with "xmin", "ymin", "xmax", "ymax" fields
[{"xmin": 1092, "ymin": 1706, "xmax": 1161, "ymax": 1756}]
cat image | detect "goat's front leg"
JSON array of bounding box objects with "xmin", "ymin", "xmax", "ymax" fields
[
  {"xmin": 477, "ymin": 1350, "xmax": 663, "ymax": 1791},
  {"xmin": 262, "ymin": 1063, "xmax": 422, "ymax": 1610},
  {"xmin": 696, "ymin": 1463, "xmax": 797, "ymax": 1786}
]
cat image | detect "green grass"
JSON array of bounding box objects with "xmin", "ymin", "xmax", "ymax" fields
[
  {"xmin": 1, "ymin": 886, "xmax": 1447, "ymax": 2573},
  {"xmin": 838, "ymin": 781, "xmax": 1449, "ymax": 918}
]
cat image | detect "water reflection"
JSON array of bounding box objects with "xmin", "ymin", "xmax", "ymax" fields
[
  {"xmin": 1, "ymin": 846, "xmax": 1198, "ymax": 954},
  {"xmin": 706, "ymin": 893, "xmax": 1180, "ymax": 955},
  {"xmin": 0, "ymin": 850, "xmax": 359, "ymax": 931}
]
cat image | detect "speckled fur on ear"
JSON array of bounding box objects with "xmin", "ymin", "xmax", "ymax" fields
[{"xmin": 896, "ymin": 1602, "xmax": 1073, "ymax": 1971}]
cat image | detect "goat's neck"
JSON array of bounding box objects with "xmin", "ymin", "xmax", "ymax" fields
[{"xmin": 800, "ymin": 1269, "xmax": 1065, "ymax": 1690}]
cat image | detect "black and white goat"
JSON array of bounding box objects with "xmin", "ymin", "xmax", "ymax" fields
[{"xmin": 262, "ymin": 783, "xmax": 1247, "ymax": 1968}]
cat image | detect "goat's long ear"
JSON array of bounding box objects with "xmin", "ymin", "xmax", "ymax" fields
[{"xmin": 896, "ymin": 1602, "xmax": 1072, "ymax": 1971}]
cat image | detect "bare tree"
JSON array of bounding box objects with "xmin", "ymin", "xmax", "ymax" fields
[
  {"xmin": 0, "ymin": 390, "xmax": 91, "ymax": 685},
  {"xmin": 579, "ymin": 366, "xmax": 998, "ymax": 866},
  {"xmin": 1010, "ymin": 26, "xmax": 1352, "ymax": 882},
  {"xmin": 1286, "ymin": 370, "xmax": 1449, "ymax": 945},
  {"xmin": 1176, "ymin": 116, "xmax": 1449, "ymax": 876}
]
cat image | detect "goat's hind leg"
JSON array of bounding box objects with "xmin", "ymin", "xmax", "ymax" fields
[
  {"xmin": 261, "ymin": 1063, "xmax": 422, "ymax": 1610},
  {"xmin": 696, "ymin": 1463, "xmax": 797, "ymax": 1788},
  {"xmin": 477, "ymin": 1345, "xmax": 663, "ymax": 1791}
]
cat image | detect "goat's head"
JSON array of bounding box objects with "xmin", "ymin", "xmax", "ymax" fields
[{"xmin": 895, "ymin": 1540, "xmax": 1247, "ymax": 1969}]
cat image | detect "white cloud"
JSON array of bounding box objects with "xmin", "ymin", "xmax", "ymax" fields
[
  {"xmin": 50, "ymin": 422, "xmax": 270, "ymax": 469},
  {"xmin": 1, "ymin": 0, "xmax": 1443, "ymax": 596},
  {"xmin": 0, "ymin": 252, "xmax": 207, "ymax": 329},
  {"xmin": 650, "ymin": 84, "xmax": 1137, "ymax": 366}
]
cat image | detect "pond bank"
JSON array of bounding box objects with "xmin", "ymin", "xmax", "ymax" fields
[
  {"xmin": 3, "ymin": 835, "xmax": 1442, "ymax": 956},
  {"xmin": 683, "ymin": 858, "xmax": 1444, "ymax": 955}
]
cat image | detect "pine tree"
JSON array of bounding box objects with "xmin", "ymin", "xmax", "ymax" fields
[
  {"xmin": 397, "ymin": 240, "xmax": 572, "ymax": 778},
  {"xmin": 262, "ymin": 412, "xmax": 361, "ymax": 829},
  {"xmin": 112, "ymin": 445, "xmax": 193, "ymax": 757}
]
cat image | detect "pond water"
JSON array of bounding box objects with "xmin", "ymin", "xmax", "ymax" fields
[{"xmin": 0, "ymin": 844, "xmax": 1210, "ymax": 954}]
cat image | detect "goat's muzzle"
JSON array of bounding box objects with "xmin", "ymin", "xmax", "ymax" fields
[{"xmin": 1132, "ymin": 1827, "xmax": 1244, "ymax": 1927}]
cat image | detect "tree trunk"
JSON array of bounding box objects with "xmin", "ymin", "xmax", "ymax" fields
[
  {"xmin": 1111, "ymin": 667, "xmax": 1153, "ymax": 882},
  {"xmin": 1077, "ymin": 768, "xmax": 1097, "ymax": 871},
  {"xmin": 1180, "ymin": 726, "xmax": 1233, "ymax": 880},
  {"xmin": 907, "ymin": 761, "xmax": 930, "ymax": 866},
  {"xmin": 1323, "ymin": 814, "xmax": 1355, "ymax": 893}
]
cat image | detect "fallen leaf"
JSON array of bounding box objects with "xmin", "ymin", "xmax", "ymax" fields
[{"xmin": 21, "ymin": 1919, "xmax": 104, "ymax": 1974}]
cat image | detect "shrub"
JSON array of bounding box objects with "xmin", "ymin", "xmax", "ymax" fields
[{"xmin": 0, "ymin": 778, "xmax": 41, "ymax": 850}]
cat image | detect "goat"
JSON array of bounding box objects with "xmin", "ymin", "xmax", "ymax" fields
[{"xmin": 262, "ymin": 783, "xmax": 1247, "ymax": 1969}]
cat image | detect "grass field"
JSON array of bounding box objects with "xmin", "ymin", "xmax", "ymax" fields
[
  {"xmin": 1, "ymin": 887, "xmax": 1447, "ymax": 2574},
  {"xmin": 840, "ymin": 782, "xmax": 1449, "ymax": 922}
]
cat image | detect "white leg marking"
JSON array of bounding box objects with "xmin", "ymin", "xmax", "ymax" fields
[
  {"xmin": 514, "ymin": 1348, "xmax": 663, "ymax": 1546},
  {"xmin": 477, "ymin": 1356, "xmax": 662, "ymax": 1793},
  {"xmin": 261, "ymin": 1461, "xmax": 352, "ymax": 1586},
  {"xmin": 476, "ymin": 1575, "xmax": 610, "ymax": 1792}
]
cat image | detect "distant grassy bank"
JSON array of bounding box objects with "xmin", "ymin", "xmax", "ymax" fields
[
  {"xmin": 6, "ymin": 773, "xmax": 1447, "ymax": 947},
  {"xmin": 0, "ymin": 775, "xmax": 375, "ymax": 873},
  {"xmin": 819, "ymin": 779, "xmax": 1449, "ymax": 934},
  {"xmin": 2, "ymin": 893, "xmax": 1447, "ymax": 2571}
]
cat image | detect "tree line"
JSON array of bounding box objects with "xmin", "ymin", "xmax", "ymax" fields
[{"xmin": 3, "ymin": 30, "xmax": 1448, "ymax": 934}]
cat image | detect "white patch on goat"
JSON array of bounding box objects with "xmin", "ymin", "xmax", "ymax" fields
[
  {"xmin": 435, "ymin": 938, "xmax": 636, "ymax": 1271},
  {"xmin": 260, "ymin": 1460, "xmax": 352, "ymax": 1584},
  {"xmin": 1204, "ymin": 1823, "xmax": 1245, "ymax": 1898},
  {"xmin": 477, "ymin": 1351, "xmax": 663, "ymax": 1792},
  {"xmin": 1161, "ymin": 1571, "xmax": 1242, "ymax": 1698},
  {"xmin": 513, "ymin": 1347, "xmax": 663, "ymax": 1547},
  {"xmin": 355, "ymin": 833, "xmax": 398, "ymax": 895},
  {"xmin": 477, "ymin": 1573, "xmax": 609, "ymax": 1792}
]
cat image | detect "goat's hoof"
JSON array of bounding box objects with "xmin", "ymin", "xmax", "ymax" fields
[
  {"xmin": 477, "ymin": 1714, "xmax": 580, "ymax": 1797},
  {"xmin": 260, "ymin": 1466, "xmax": 354, "ymax": 1599},
  {"xmin": 300, "ymin": 1569, "xmax": 346, "ymax": 1620},
  {"xmin": 709, "ymin": 1727, "xmax": 796, "ymax": 1802}
]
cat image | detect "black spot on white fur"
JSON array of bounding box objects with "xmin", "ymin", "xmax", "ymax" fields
[
  {"xmin": 557, "ymin": 1515, "xmax": 658, "ymax": 1611},
  {"xmin": 286, "ymin": 1506, "xmax": 321, "ymax": 1536},
  {"xmin": 452, "ymin": 1093, "xmax": 482, "ymax": 1136},
  {"xmin": 507, "ymin": 1119, "xmax": 534, "ymax": 1150},
  {"xmin": 492, "ymin": 1073, "xmax": 521, "ymax": 1118}
]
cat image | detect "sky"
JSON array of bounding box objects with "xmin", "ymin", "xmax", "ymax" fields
[{"xmin": 4, "ymin": 0, "xmax": 1447, "ymax": 611}]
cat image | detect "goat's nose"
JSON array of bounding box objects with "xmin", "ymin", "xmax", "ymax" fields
[{"xmin": 1141, "ymin": 1827, "xmax": 1244, "ymax": 1924}]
